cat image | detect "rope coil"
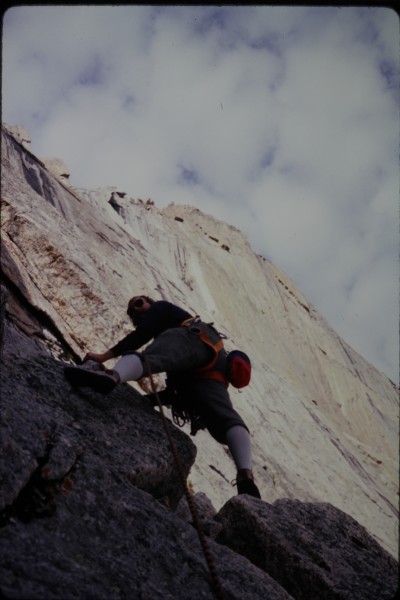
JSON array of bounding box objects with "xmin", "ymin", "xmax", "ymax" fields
[{"xmin": 143, "ymin": 356, "xmax": 226, "ymax": 600}]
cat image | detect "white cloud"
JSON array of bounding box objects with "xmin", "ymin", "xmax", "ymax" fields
[{"xmin": 2, "ymin": 5, "xmax": 398, "ymax": 382}]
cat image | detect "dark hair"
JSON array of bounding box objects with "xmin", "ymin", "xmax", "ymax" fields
[{"xmin": 127, "ymin": 295, "xmax": 155, "ymax": 325}]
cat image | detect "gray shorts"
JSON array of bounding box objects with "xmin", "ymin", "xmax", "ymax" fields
[
  {"xmin": 140, "ymin": 325, "xmax": 212, "ymax": 374},
  {"xmin": 183, "ymin": 377, "xmax": 249, "ymax": 444}
]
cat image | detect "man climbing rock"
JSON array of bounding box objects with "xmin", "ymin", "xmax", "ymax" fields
[{"xmin": 64, "ymin": 295, "xmax": 261, "ymax": 499}]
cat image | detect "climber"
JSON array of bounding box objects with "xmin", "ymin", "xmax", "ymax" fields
[{"xmin": 63, "ymin": 295, "xmax": 261, "ymax": 499}]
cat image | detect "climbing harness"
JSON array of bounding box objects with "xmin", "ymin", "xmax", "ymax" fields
[
  {"xmin": 181, "ymin": 317, "xmax": 252, "ymax": 389},
  {"xmin": 143, "ymin": 355, "xmax": 226, "ymax": 600},
  {"xmin": 180, "ymin": 317, "xmax": 228, "ymax": 383}
]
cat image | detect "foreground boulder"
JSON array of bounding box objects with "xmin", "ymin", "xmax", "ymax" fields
[
  {"xmin": 0, "ymin": 322, "xmax": 196, "ymax": 514},
  {"xmin": 215, "ymin": 496, "xmax": 399, "ymax": 600}
]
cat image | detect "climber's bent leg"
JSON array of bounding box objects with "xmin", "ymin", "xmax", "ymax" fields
[{"xmin": 113, "ymin": 353, "xmax": 144, "ymax": 382}]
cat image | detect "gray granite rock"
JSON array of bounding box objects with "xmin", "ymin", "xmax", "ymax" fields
[{"xmin": 215, "ymin": 496, "xmax": 399, "ymax": 600}]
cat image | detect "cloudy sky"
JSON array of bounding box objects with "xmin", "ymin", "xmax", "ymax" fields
[{"xmin": 2, "ymin": 5, "xmax": 399, "ymax": 384}]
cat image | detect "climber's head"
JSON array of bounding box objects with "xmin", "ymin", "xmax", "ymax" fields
[{"xmin": 127, "ymin": 295, "xmax": 154, "ymax": 325}]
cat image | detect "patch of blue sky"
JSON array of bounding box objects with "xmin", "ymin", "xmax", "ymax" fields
[
  {"xmin": 179, "ymin": 166, "xmax": 201, "ymax": 186},
  {"xmin": 353, "ymin": 8, "xmax": 382, "ymax": 45},
  {"xmin": 259, "ymin": 146, "xmax": 277, "ymax": 170},
  {"xmin": 277, "ymin": 162, "xmax": 311, "ymax": 186},
  {"xmin": 121, "ymin": 94, "xmax": 137, "ymax": 111},
  {"xmin": 78, "ymin": 55, "xmax": 107, "ymax": 86},
  {"xmin": 378, "ymin": 59, "xmax": 399, "ymax": 95},
  {"xmin": 190, "ymin": 10, "xmax": 246, "ymax": 57},
  {"xmin": 31, "ymin": 110, "xmax": 48, "ymax": 126},
  {"xmin": 246, "ymin": 32, "xmax": 284, "ymax": 57},
  {"xmin": 192, "ymin": 7, "xmax": 228, "ymax": 36}
]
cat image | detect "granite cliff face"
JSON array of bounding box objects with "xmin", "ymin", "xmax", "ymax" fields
[{"xmin": 0, "ymin": 123, "xmax": 398, "ymax": 598}]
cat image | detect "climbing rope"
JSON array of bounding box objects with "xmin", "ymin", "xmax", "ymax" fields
[{"xmin": 143, "ymin": 356, "xmax": 226, "ymax": 600}]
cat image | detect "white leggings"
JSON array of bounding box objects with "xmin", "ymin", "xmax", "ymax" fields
[
  {"xmin": 225, "ymin": 425, "xmax": 253, "ymax": 471},
  {"xmin": 114, "ymin": 354, "xmax": 144, "ymax": 382}
]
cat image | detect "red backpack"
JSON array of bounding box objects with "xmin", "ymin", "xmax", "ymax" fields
[{"xmin": 226, "ymin": 350, "xmax": 252, "ymax": 388}]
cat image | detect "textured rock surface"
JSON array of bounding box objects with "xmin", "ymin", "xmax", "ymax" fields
[
  {"xmin": 41, "ymin": 157, "xmax": 71, "ymax": 180},
  {"xmin": 1, "ymin": 123, "xmax": 398, "ymax": 563},
  {"xmin": 2, "ymin": 123, "xmax": 31, "ymax": 148},
  {"xmin": 215, "ymin": 497, "xmax": 398, "ymax": 600},
  {"xmin": 0, "ymin": 316, "xmax": 196, "ymax": 514}
]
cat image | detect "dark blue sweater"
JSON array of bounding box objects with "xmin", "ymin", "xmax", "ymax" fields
[{"xmin": 111, "ymin": 300, "xmax": 192, "ymax": 357}]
